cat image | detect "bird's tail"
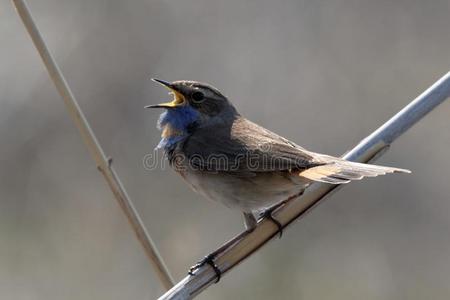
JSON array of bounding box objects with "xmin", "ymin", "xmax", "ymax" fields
[{"xmin": 299, "ymin": 156, "xmax": 411, "ymax": 184}]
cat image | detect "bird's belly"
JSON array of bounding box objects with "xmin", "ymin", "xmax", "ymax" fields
[{"xmin": 179, "ymin": 169, "xmax": 309, "ymax": 213}]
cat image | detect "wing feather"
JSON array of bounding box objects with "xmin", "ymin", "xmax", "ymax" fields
[
  {"xmin": 299, "ymin": 155, "xmax": 411, "ymax": 184},
  {"xmin": 182, "ymin": 116, "xmax": 411, "ymax": 182},
  {"xmin": 182, "ymin": 117, "xmax": 320, "ymax": 174}
]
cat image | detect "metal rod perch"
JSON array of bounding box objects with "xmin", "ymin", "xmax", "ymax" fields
[
  {"xmin": 11, "ymin": 0, "xmax": 175, "ymax": 289},
  {"xmin": 159, "ymin": 72, "xmax": 450, "ymax": 300}
]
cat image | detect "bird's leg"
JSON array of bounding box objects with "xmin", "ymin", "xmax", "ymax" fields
[
  {"xmin": 243, "ymin": 212, "xmax": 258, "ymax": 231},
  {"xmin": 189, "ymin": 191, "xmax": 304, "ymax": 281},
  {"xmin": 188, "ymin": 252, "xmax": 222, "ymax": 283},
  {"xmin": 259, "ymin": 203, "xmax": 285, "ymax": 238},
  {"xmin": 259, "ymin": 190, "xmax": 305, "ymax": 238},
  {"xmin": 188, "ymin": 217, "xmax": 255, "ymax": 282}
]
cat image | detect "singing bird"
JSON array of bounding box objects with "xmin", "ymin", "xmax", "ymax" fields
[
  {"xmin": 147, "ymin": 79, "xmax": 410, "ymax": 279},
  {"xmin": 147, "ymin": 79, "xmax": 410, "ymax": 231}
]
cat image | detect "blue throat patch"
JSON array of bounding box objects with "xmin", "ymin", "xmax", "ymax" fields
[{"xmin": 156, "ymin": 106, "xmax": 199, "ymax": 150}]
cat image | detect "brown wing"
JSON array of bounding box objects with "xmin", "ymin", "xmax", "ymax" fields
[
  {"xmin": 182, "ymin": 115, "xmax": 411, "ymax": 182},
  {"xmin": 182, "ymin": 116, "xmax": 322, "ymax": 175}
]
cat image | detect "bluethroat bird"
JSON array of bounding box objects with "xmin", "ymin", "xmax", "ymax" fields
[{"xmin": 146, "ymin": 79, "xmax": 410, "ymax": 279}]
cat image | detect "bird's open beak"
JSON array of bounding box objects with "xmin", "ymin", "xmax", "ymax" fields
[{"xmin": 145, "ymin": 78, "xmax": 186, "ymax": 109}]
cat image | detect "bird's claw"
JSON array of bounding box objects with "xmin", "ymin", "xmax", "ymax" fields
[
  {"xmin": 188, "ymin": 253, "xmax": 222, "ymax": 283},
  {"xmin": 260, "ymin": 207, "xmax": 284, "ymax": 238}
]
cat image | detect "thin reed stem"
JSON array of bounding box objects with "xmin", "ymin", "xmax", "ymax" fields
[{"xmin": 12, "ymin": 0, "xmax": 175, "ymax": 290}]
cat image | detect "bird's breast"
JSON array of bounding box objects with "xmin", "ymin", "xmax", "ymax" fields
[
  {"xmin": 156, "ymin": 107, "xmax": 199, "ymax": 150},
  {"xmin": 161, "ymin": 124, "xmax": 183, "ymax": 138}
]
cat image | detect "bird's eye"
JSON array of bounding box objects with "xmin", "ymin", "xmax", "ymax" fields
[{"xmin": 191, "ymin": 91, "xmax": 205, "ymax": 103}]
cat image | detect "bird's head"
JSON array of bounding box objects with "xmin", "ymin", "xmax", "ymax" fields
[
  {"xmin": 146, "ymin": 79, "xmax": 236, "ymax": 150},
  {"xmin": 146, "ymin": 79, "xmax": 234, "ymax": 116}
]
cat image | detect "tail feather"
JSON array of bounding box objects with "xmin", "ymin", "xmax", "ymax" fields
[{"xmin": 299, "ymin": 158, "xmax": 410, "ymax": 184}]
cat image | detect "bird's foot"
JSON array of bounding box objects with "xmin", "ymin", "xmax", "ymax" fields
[
  {"xmin": 259, "ymin": 203, "xmax": 285, "ymax": 238},
  {"xmin": 188, "ymin": 230, "xmax": 251, "ymax": 283},
  {"xmin": 188, "ymin": 253, "xmax": 222, "ymax": 283},
  {"xmin": 258, "ymin": 191, "xmax": 305, "ymax": 238}
]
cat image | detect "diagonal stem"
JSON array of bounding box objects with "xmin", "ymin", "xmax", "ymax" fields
[
  {"xmin": 159, "ymin": 71, "xmax": 450, "ymax": 300},
  {"xmin": 11, "ymin": 0, "xmax": 175, "ymax": 289}
]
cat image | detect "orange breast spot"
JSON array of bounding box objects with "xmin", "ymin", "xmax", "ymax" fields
[{"xmin": 161, "ymin": 124, "xmax": 183, "ymax": 138}]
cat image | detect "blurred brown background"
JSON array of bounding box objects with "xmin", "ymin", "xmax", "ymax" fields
[{"xmin": 1, "ymin": 0, "xmax": 450, "ymax": 299}]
